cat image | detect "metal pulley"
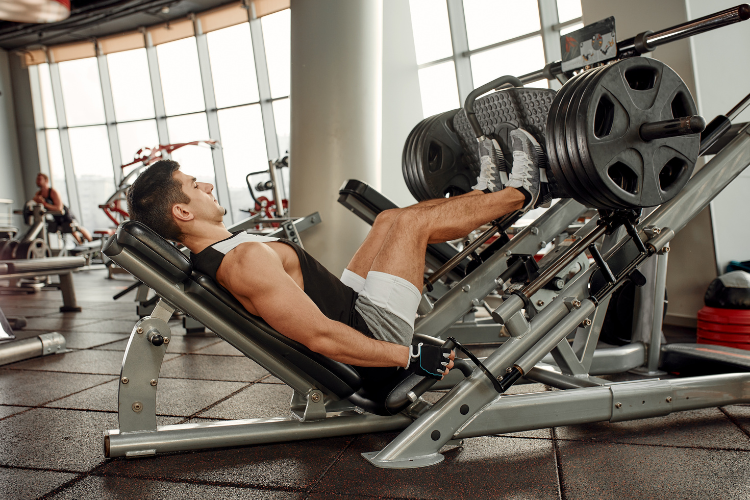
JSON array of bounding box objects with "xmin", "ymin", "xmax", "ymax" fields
[{"xmin": 546, "ymin": 58, "xmax": 703, "ymax": 209}]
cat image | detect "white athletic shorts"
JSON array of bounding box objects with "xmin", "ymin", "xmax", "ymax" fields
[{"xmin": 340, "ymin": 269, "xmax": 421, "ymax": 346}]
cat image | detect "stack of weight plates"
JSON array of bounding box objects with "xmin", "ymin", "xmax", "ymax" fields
[
  {"xmin": 545, "ymin": 57, "xmax": 700, "ymax": 210},
  {"xmin": 698, "ymin": 271, "xmax": 750, "ymax": 350}
]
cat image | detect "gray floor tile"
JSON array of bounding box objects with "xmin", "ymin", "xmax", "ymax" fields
[
  {"xmin": 58, "ymin": 331, "xmax": 129, "ymax": 349},
  {"xmin": 0, "ymin": 407, "xmax": 117, "ymax": 471},
  {"xmin": 721, "ymin": 404, "xmax": 750, "ymax": 435},
  {"xmin": 5, "ymin": 349, "xmax": 178, "ymax": 376},
  {"xmin": 558, "ymin": 438, "xmax": 750, "ymax": 499},
  {"xmin": 0, "ymin": 467, "xmax": 77, "ymax": 500},
  {"xmin": 0, "ymin": 305, "xmax": 63, "ymax": 317},
  {"xmin": 99, "ymin": 435, "xmax": 354, "ymax": 490},
  {"xmin": 0, "ymin": 405, "xmax": 29, "ymax": 420},
  {"xmin": 50, "ymin": 378, "xmax": 247, "ymax": 416},
  {"xmin": 73, "ymin": 319, "xmax": 142, "ymax": 333},
  {"xmin": 159, "ymin": 353, "xmax": 269, "ymax": 382},
  {"xmin": 556, "ymin": 407, "xmax": 750, "ymax": 449},
  {"xmin": 45, "ymin": 309, "xmax": 136, "ymax": 321},
  {"xmin": 0, "ymin": 369, "xmax": 115, "ymax": 405},
  {"xmin": 200, "ymin": 383, "xmax": 294, "ymax": 419},
  {"xmin": 22, "ymin": 316, "xmax": 101, "ymax": 332},
  {"xmin": 50, "ymin": 476, "xmax": 302, "ymax": 500},
  {"xmin": 93, "ymin": 335, "xmax": 223, "ymax": 354},
  {"xmin": 314, "ymin": 433, "xmax": 559, "ymax": 500}
]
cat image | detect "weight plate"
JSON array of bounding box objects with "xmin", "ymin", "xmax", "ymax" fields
[
  {"xmin": 545, "ymin": 74, "xmax": 587, "ymax": 205},
  {"xmin": 564, "ymin": 65, "xmax": 626, "ymax": 209},
  {"xmin": 401, "ymin": 119, "xmax": 423, "ymax": 201},
  {"xmin": 403, "ymin": 117, "xmax": 431, "ymax": 201},
  {"xmin": 413, "ymin": 114, "xmax": 443, "ymax": 200},
  {"xmin": 551, "ymin": 70, "xmax": 608, "ymax": 208},
  {"xmin": 578, "ymin": 58, "xmax": 699, "ymax": 208},
  {"xmin": 566, "ymin": 65, "xmax": 632, "ymax": 209},
  {"xmin": 418, "ymin": 110, "xmax": 474, "ymax": 199}
]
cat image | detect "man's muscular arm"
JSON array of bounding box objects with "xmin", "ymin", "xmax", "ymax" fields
[{"xmin": 218, "ymin": 243, "xmax": 410, "ymax": 368}]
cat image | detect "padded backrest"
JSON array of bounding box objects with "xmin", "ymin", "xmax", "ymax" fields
[
  {"xmin": 187, "ymin": 271, "xmax": 362, "ymax": 397},
  {"xmin": 103, "ymin": 221, "xmax": 192, "ymax": 283}
]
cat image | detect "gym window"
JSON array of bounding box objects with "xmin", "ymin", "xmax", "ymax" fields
[
  {"xmin": 410, "ymin": 0, "xmax": 583, "ymax": 119},
  {"xmin": 26, "ymin": 6, "xmax": 291, "ymax": 228}
]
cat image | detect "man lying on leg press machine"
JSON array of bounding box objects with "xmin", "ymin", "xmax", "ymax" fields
[{"xmin": 126, "ymin": 129, "xmax": 543, "ymax": 382}]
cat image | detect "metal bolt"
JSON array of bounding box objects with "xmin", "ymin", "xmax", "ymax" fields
[
  {"xmin": 582, "ymin": 318, "xmax": 592, "ymax": 327},
  {"xmin": 530, "ymin": 227, "xmax": 539, "ymax": 235},
  {"xmin": 132, "ymin": 402, "xmax": 143, "ymax": 413},
  {"xmin": 536, "ymin": 300, "xmax": 544, "ymax": 307},
  {"xmin": 506, "ymin": 367, "xmax": 513, "ymax": 373},
  {"xmin": 471, "ymin": 298, "xmax": 481, "ymax": 306},
  {"xmin": 572, "ymin": 299, "xmax": 581, "ymax": 308},
  {"xmin": 136, "ymin": 327, "xmax": 143, "ymax": 334},
  {"xmin": 539, "ymin": 241, "xmax": 547, "ymax": 249},
  {"xmin": 462, "ymin": 285, "xmax": 471, "ymax": 293},
  {"xmin": 505, "ymin": 250, "xmax": 512, "ymax": 257},
  {"xmin": 661, "ymin": 246, "xmax": 670, "ymax": 254},
  {"xmin": 615, "ymin": 402, "xmax": 622, "ymax": 409},
  {"xmin": 310, "ymin": 392, "xmax": 322, "ymax": 403},
  {"xmin": 121, "ymin": 377, "xmax": 129, "ymax": 384},
  {"xmin": 666, "ymin": 397, "xmax": 672, "ymax": 403},
  {"xmin": 150, "ymin": 379, "xmax": 157, "ymax": 386},
  {"xmin": 163, "ymin": 337, "xmax": 170, "ymax": 344},
  {"xmin": 495, "ymin": 278, "xmax": 504, "ymax": 287}
]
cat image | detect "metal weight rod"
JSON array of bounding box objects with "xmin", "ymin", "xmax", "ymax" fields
[{"xmin": 640, "ymin": 116, "xmax": 706, "ymax": 142}]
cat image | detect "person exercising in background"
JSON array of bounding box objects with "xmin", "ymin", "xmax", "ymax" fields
[
  {"xmin": 126, "ymin": 129, "xmax": 543, "ymax": 382},
  {"xmin": 33, "ymin": 173, "xmax": 93, "ymax": 245}
]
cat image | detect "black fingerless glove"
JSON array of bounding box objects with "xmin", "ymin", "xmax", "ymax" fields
[{"xmin": 406, "ymin": 343, "xmax": 452, "ymax": 379}]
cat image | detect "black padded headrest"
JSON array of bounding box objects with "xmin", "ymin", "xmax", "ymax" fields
[{"xmin": 104, "ymin": 221, "xmax": 192, "ymax": 283}]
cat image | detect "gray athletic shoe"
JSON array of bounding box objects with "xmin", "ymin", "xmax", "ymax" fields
[
  {"xmin": 472, "ymin": 137, "xmax": 505, "ymax": 192},
  {"xmin": 507, "ymin": 128, "xmax": 543, "ymax": 211}
]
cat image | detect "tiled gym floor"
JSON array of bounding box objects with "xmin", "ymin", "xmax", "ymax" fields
[{"xmin": 2, "ymin": 269, "xmax": 750, "ymax": 499}]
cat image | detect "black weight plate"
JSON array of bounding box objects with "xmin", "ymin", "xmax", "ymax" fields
[
  {"xmin": 410, "ymin": 116, "xmax": 437, "ymax": 201},
  {"xmin": 545, "ymin": 75, "xmax": 587, "ymax": 204},
  {"xmin": 406, "ymin": 117, "xmax": 431, "ymax": 201},
  {"xmin": 567, "ymin": 65, "xmax": 632, "ymax": 209},
  {"xmin": 404, "ymin": 117, "xmax": 431, "ymax": 201},
  {"xmin": 416, "ymin": 110, "xmax": 470, "ymax": 199},
  {"xmin": 414, "ymin": 114, "xmax": 443, "ymax": 200},
  {"xmin": 402, "ymin": 119, "xmax": 424, "ymax": 201},
  {"xmin": 579, "ymin": 58, "xmax": 699, "ymax": 208},
  {"xmin": 562, "ymin": 65, "xmax": 623, "ymax": 209},
  {"xmin": 551, "ymin": 70, "xmax": 609, "ymax": 208}
]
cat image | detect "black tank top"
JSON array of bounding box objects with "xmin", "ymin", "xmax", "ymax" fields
[
  {"xmin": 41, "ymin": 188, "xmax": 73, "ymax": 224},
  {"xmin": 190, "ymin": 232, "xmax": 374, "ymax": 339}
]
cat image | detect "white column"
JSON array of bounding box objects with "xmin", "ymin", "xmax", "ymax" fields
[{"xmin": 289, "ymin": 0, "xmax": 383, "ymax": 275}]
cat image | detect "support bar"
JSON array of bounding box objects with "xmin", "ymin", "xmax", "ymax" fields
[
  {"xmin": 0, "ymin": 332, "xmax": 66, "ymax": 366},
  {"xmin": 105, "ymin": 413, "xmax": 412, "ymax": 458}
]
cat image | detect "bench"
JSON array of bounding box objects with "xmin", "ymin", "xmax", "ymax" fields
[{"xmin": 0, "ymin": 256, "xmax": 85, "ymax": 312}]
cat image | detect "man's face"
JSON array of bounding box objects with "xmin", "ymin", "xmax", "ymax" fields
[{"xmin": 173, "ymin": 170, "xmax": 226, "ymax": 223}]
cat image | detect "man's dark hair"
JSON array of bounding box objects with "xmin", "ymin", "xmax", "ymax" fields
[{"xmin": 127, "ymin": 160, "xmax": 190, "ymax": 242}]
